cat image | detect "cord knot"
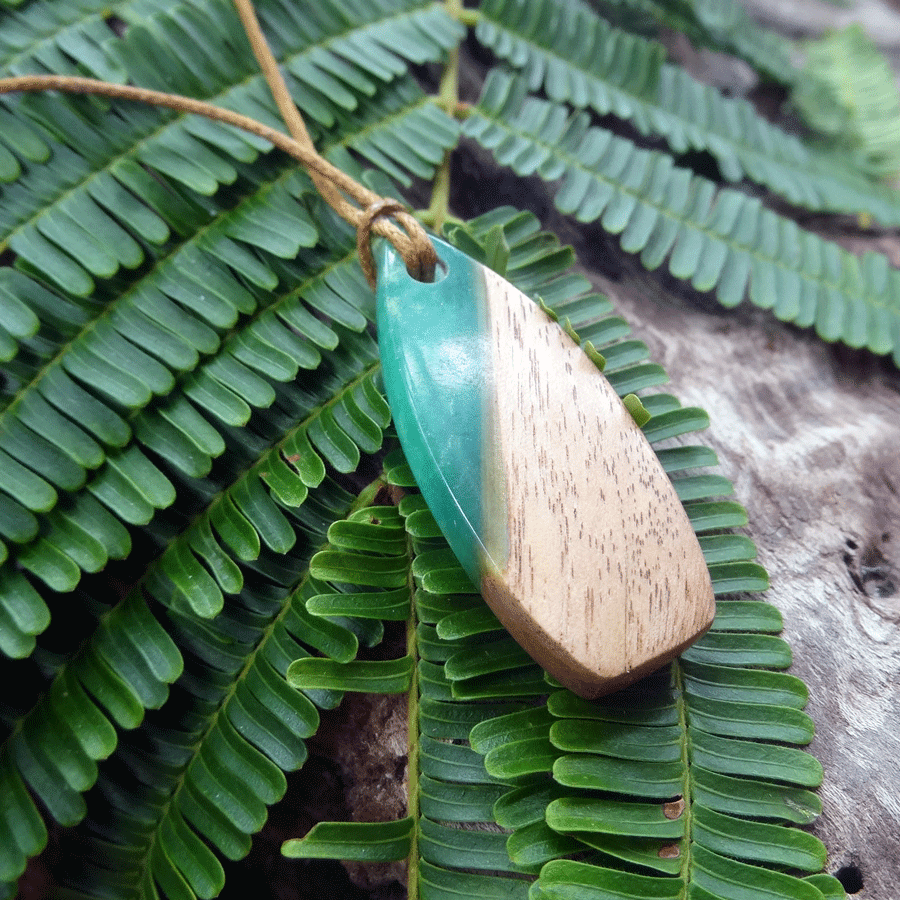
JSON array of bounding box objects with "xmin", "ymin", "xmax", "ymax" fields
[{"xmin": 356, "ymin": 199, "xmax": 438, "ymax": 290}]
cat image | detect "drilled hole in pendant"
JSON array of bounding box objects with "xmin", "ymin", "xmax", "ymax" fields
[{"xmin": 422, "ymin": 255, "xmax": 449, "ymax": 284}]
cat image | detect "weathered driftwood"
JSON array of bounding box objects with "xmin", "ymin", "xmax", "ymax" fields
[
  {"xmin": 601, "ymin": 257, "xmax": 900, "ymax": 900},
  {"xmin": 658, "ymin": 1, "xmax": 900, "ymax": 892}
]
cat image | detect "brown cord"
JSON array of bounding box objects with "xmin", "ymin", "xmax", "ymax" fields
[
  {"xmin": 0, "ymin": 2, "xmax": 439, "ymax": 288},
  {"xmin": 232, "ymin": 0, "xmax": 352, "ymax": 231},
  {"xmin": 356, "ymin": 199, "xmax": 435, "ymax": 289},
  {"xmin": 232, "ymin": 0, "xmax": 436, "ymax": 288},
  {"xmin": 0, "ymin": 75, "xmax": 381, "ymax": 207}
]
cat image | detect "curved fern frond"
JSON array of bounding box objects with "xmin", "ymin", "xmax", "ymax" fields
[
  {"xmin": 1, "ymin": 259, "xmax": 396, "ymax": 885},
  {"xmin": 0, "ymin": 0, "xmax": 462, "ymax": 887},
  {"xmin": 0, "ymin": 0, "xmax": 460, "ymax": 655},
  {"xmin": 287, "ymin": 462, "xmax": 542, "ymax": 896},
  {"xmin": 795, "ymin": 23, "xmax": 900, "ymax": 180},
  {"xmin": 474, "ymin": 0, "xmax": 900, "ymax": 224},
  {"xmin": 586, "ymin": 0, "xmax": 796, "ymax": 84},
  {"xmin": 51, "ymin": 477, "xmax": 370, "ymax": 900},
  {"xmin": 0, "ymin": 259, "xmax": 393, "ymax": 889},
  {"xmin": 465, "ymin": 71, "xmax": 900, "ymax": 364}
]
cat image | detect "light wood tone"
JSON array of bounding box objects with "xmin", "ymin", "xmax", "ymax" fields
[{"xmin": 478, "ymin": 268, "xmax": 715, "ymax": 698}]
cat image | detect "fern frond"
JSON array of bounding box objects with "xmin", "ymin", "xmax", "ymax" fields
[
  {"xmin": 271, "ymin": 209, "xmax": 838, "ymax": 900},
  {"xmin": 4, "ymin": 311, "xmax": 393, "ymax": 875},
  {"xmin": 474, "ymin": 0, "xmax": 900, "ymax": 224},
  {"xmin": 0, "ymin": 0, "xmax": 464, "ymax": 884},
  {"xmin": 0, "ymin": 0, "xmax": 133, "ymax": 82},
  {"xmin": 0, "ymin": 0, "xmax": 462, "ymax": 260},
  {"xmin": 0, "ymin": 587, "xmax": 182, "ymax": 882},
  {"xmin": 327, "ymin": 77, "xmax": 462, "ymax": 188},
  {"xmin": 8, "ymin": 293, "xmax": 394, "ymax": 885},
  {"xmin": 51, "ymin": 479, "xmax": 367, "ymax": 900},
  {"xmin": 584, "ymin": 0, "xmax": 795, "ymax": 84},
  {"xmin": 638, "ymin": 0, "xmax": 796, "ymax": 84},
  {"xmin": 0, "ymin": 59, "xmax": 457, "ymax": 653},
  {"xmin": 795, "ymin": 23, "xmax": 900, "ymax": 180},
  {"xmin": 465, "ymin": 71, "xmax": 900, "ymax": 364},
  {"xmin": 0, "ymin": 296, "xmax": 390, "ymax": 889},
  {"xmin": 451, "ymin": 210, "xmax": 836, "ymax": 900}
]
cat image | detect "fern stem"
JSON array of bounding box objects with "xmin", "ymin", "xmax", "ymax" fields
[
  {"xmin": 428, "ymin": 156, "xmax": 453, "ymax": 235},
  {"xmin": 405, "ymin": 529, "xmax": 421, "ymax": 900},
  {"xmin": 674, "ymin": 660, "xmax": 693, "ymax": 891},
  {"xmin": 427, "ymin": 0, "xmax": 464, "ymax": 231},
  {"xmin": 349, "ymin": 476, "xmax": 390, "ymax": 515}
]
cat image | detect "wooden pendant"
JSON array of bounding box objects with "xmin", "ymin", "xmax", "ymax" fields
[{"xmin": 376, "ymin": 238, "xmax": 715, "ymax": 698}]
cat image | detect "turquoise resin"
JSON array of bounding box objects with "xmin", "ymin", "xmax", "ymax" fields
[
  {"xmin": 376, "ymin": 237, "xmax": 718, "ymax": 699},
  {"xmin": 376, "ymin": 237, "xmax": 498, "ymax": 587}
]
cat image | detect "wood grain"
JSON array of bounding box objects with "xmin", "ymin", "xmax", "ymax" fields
[{"xmin": 478, "ymin": 267, "xmax": 715, "ymax": 698}]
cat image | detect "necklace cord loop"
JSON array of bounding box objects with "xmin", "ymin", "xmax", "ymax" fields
[
  {"xmin": 0, "ymin": 0, "xmax": 438, "ymax": 289},
  {"xmin": 357, "ymin": 200, "xmax": 437, "ymax": 289},
  {"xmin": 233, "ymin": 0, "xmax": 436, "ymax": 288}
]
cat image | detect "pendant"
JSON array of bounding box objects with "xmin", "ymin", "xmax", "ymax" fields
[{"xmin": 376, "ymin": 237, "xmax": 714, "ymax": 698}]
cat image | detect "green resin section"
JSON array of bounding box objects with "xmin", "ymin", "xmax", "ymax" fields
[{"xmin": 376, "ymin": 237, "xmax": 496, "ymax": 587}]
